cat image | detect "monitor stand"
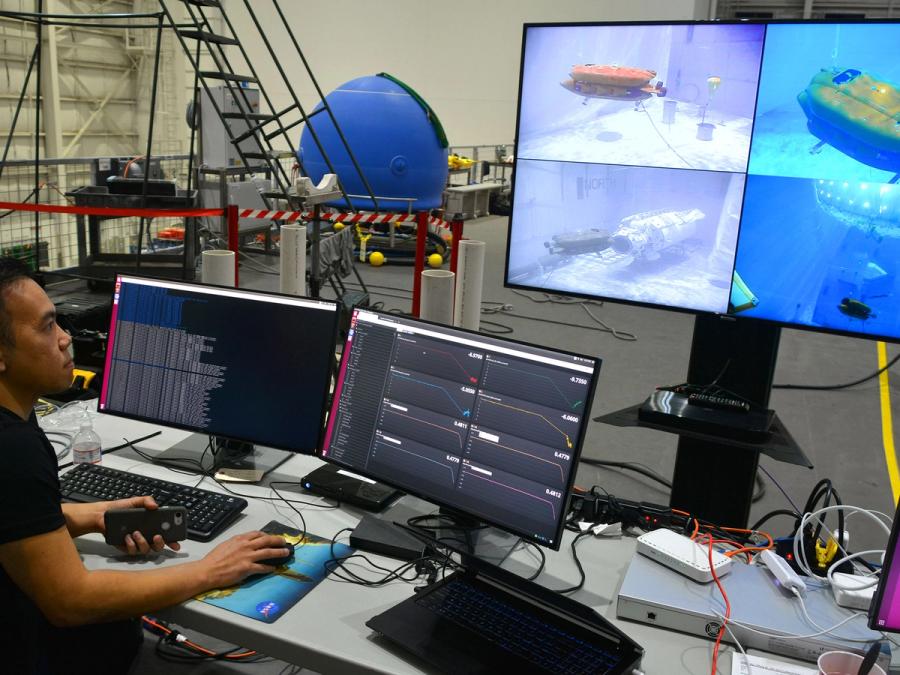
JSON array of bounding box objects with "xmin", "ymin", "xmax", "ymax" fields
[
  {"xmin": 152, "ymin": 433, "xmax": 290, "ymax": 483},
  {"xmin": 349, "ymin": 495, "xmax": 520, "ymax": 567}
]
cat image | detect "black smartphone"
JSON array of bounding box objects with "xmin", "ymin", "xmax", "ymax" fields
[{"xmin": 104, "ymin": 507, "xmax": 188, "ymax": 546}]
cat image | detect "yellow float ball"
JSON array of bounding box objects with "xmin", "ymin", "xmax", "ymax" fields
[
  {"xmin": 427, "ymin": 253, "xmax": 443, "ymax": 268},
  {"xmin": 333, "ymin": 221, "xmax": 345, "ymax": 231},
  {"xmin": 369, "ymin": 251, "xmax": 386, "ymax": 266}
]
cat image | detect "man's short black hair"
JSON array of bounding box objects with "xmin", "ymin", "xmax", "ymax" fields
[{"xmin": 0, "ymin": 257, "xmax": 34, "ymax": 348}]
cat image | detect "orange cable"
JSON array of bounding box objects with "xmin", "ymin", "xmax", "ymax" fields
[{"xmin": 703, "ymin": 533, "xmax": 731, "ymax": 675}]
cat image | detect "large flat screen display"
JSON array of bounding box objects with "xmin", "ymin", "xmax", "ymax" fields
[{"xmin": 507, "ymin": 20, "xmax": 900, "ymax": 341}]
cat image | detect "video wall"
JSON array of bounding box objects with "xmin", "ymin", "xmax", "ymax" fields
[{"xmin": 507, "ymin": 21, "xmax": 900, "ymax": 339}]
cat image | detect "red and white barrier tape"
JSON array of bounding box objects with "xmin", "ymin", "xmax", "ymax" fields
[
  {"xmin": 238, "ymin": 208, "xmax": 448, "ymax": 228},
  {"xmin": 0, "ymin": 200, "xmax": 448, "ymax": 229}
]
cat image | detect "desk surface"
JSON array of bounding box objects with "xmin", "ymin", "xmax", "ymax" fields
[{"xmin": 64, "ymin": 412, "xmax": 859, "ymax": 675}]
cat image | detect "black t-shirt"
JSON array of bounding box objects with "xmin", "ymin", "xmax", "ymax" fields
[{"xmin": 0, "ymin": 406, "xmax": 141, "ymax": 675}]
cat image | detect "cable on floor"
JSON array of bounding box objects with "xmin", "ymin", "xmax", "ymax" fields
[{"xmin": 773, "ymin": 352, "xmax": 899, "ymax": 391}]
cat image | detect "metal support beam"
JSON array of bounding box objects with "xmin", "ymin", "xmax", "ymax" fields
[
  {"xmin": 61, "ymin": 63, "xmax": 137, "ymax": 156},
  {"xmin": 40, "ymin": 0, "xmax": 64, "ymax": 160}
]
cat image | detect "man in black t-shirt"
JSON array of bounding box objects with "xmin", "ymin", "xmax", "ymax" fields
[{"xmin": 0, "ymin": 258, "xmax": 292, "ymax": 674}]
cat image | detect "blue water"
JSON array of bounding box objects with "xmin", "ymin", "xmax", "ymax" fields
[
  {"xmin": 735, "ymin": 175, "xmax": 900, "ymax": 337},
  {"xmin": 749, "ymin": 23, "xmax": 900, "ymax": 182},
  {"xmin": 518, "ymin": 23, "xmax": 764, "ymax": 173},
  {"xmin": 507, "ymin": 160, "xmax": 742, "ymax": 313}
]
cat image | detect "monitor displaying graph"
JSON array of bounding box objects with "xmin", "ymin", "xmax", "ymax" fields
[{"xmin": 320, "ymin": 310, "xmax": 601, "ymax": 549}]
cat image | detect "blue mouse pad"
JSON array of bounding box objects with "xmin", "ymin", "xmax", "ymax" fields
[{"xmin": 195, "ymin": 520, "xmax": 353, "ymax": 623}]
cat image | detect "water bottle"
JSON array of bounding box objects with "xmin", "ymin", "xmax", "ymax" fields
[{"xmin": 72, "ymin": 421, "xmax": 102, "ymax": 465}]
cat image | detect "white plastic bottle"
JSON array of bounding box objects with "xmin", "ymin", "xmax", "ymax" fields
[{"xmin": 71, "ymin": 421, "xmax": 102, "ymax": 465}]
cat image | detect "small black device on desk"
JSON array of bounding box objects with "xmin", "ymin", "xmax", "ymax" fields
[
  {"xmin": 60, "ymin": 463, "xmax": 247, "ymax": 541},
  {"xmin": 301, "ymin": 463, "xmax": 401, "ymax": 511},
  {"xmin": 367, "ymin": 529, "xmax": 643, "ymax": 674}
]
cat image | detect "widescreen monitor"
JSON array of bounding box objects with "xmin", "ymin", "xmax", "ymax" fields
[
  {"xmin": 320, "ymin": 309, "xmax": 601, "ymax": 550},
  {"xmin": 507, "ymin": 20, "xmax": 900, "ymax": 342},
  {"xmin": 99, "ymin": 275, "xmax": 339, "ymax": 457}
]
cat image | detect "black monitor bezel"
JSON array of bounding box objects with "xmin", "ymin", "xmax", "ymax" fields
[
  {"xmin": 320, "ymin": 308, "xmax": 602, "ymax": 551},
  {"xmin": 97, "ymin": 274, "xmax": 340, "ymax": 454},
  {"xmin": 506, "ymin": 18, "xmax": 900, "ymax": 346},
  {"xmin": 868, "ymin": 495, "xmax": 900, "ymax": 631}
]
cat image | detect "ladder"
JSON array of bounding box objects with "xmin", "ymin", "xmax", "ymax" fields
[{"xmin": 158, "ymin": 0, "xmax": 379, "ymax": 212}]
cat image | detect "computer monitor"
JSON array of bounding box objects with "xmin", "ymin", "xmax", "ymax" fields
[
  {"xmin": 869, "ymin": 497, "xmax": 900, "ymax": 632},
  {"xmin": 99, "ymin": 275, "xmax": 339, "ymax": 478},
  {"xmin": 320, "ymin": 309, "xmax": 601, "ymax": 551},
  {"xmin": 506, "ymin": 19, "xmax": 900, "ymax": 526}
]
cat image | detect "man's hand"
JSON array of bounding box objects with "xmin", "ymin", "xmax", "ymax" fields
[
  {"xmin": 62, "ymin": 496, "xmax": 181, "ymax": 554},
  {"xmin": 199, "ymin": 531, "xmax": 292, "ymax": 588}
]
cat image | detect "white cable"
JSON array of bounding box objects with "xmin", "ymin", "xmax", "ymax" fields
[
  {"xmin": 722, "ymin": 621, "xmax": 750, "ymax": 674},
  {"xmin": 44, "ymin": 430, "xmax": 73, "ymax": 460},
  {"xmin": 826, "ymin": 550, "xmax": 883, "ymax": 590},
  {"xmin": 793, "ymin": 590, "xmax": 876, "ymax": 644},
  {"xmin": 792, "ymin": 505, "xmax": 891, "ymax": 585},
  {"xmin": 712, "ymin": 606, "xmax": 867, "ymax": 642}
]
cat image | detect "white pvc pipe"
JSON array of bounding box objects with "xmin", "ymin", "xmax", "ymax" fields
[
  {"xmin": 453, "ymin": 239, "xmax": 485, "ymax": 331},
  {"xmin": 200, "ymin": 249, "xmax": 235, "ymax": 287},
  {"xmin": 420, "ymin": 269, "xmax": 455, "ymax": 325},
  {"xmin": 280, "ymin": 223, "xmax": 307, "ymax": 296}
]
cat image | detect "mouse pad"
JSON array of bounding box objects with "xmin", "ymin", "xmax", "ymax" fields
[{"xmin": 195, "ymin": 520, "xmax": 354, "ymax": 623}]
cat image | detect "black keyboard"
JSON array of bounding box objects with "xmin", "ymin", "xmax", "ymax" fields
[
  {"xmin": 60, "ymin": 463, "xmax": 248, "ymax": 541},
  {"xmin": 417, "ymin": 578, "xmax": 622, "ymax": 675}
]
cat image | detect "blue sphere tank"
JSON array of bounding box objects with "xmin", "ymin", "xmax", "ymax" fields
[{"xmin": 298, "ymin": 73, "xmax": 449, "ymax": 211}]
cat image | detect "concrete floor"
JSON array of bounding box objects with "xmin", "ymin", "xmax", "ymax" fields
[{"xmin": 88, "ymin": 214, "xmax": 897, "ymax": 674}]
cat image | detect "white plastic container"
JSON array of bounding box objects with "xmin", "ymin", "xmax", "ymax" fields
[{"xmin": 71, "ymin": 422, "xmax": 102, "ymax": 465}]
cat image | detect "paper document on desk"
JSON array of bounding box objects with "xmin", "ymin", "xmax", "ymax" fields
[
  {"xmin": 196, "ymin": 521, "xmax": 353, "ymax": 623},
  {"xmin": 731, "ymin": 653, "xmax": 817, "ymax": 675}
]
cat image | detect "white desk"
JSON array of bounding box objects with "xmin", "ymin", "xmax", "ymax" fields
[{"xmin": 66, "ymin": 413, "xmax": 846, "ymax": 675}]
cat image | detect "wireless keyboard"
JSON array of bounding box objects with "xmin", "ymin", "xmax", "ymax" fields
[{"xmin": 60, "ymin": 463, "xmax": 248, "ymax": 541}]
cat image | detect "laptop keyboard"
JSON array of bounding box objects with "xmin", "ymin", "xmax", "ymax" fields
[
  {"xmin": 417, "ymin": 578, "xmax": 622, "ymax": 674},
  {"xmin": 60, "ymin": 463, "xmax": 247, "ymax": 541}
]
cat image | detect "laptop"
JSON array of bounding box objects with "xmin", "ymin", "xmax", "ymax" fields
[{"xmin": 366, "ymin": 527, "xmax": 643, "ymax": 674}]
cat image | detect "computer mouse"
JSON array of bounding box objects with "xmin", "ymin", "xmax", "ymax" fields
[{"xmin": 257, "ymin": 542, "xmax": 295, "ymax": 568}]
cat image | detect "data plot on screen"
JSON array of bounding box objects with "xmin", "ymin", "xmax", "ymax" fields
[
  {"xmin": 394, "ymin": 335, "xmax": 484, "ymax": 385},
  {"xmin": 386, "ymin": 368, "xmax": 477, "ymax": 419},
  {"xmin": 370, "ymin": 431, "xmax": 461, "ymax": 492},
  {"xmin": 458, "ymin": 460, "xmax": 563, "ymax": 526},
  {"xmin": 481, "ymin": 355, "xmax": 588, "ymax": 412},
  {"xmin": 379, "ymin": 399, "xmax": 467, "ymax": 455},
  {"xmin": 473, "ymin": 391, "xmax": 580, "ymax": 451},
  {"xmin": 466, "ymin": 425, "xmax": 571, "ymax": 490}
]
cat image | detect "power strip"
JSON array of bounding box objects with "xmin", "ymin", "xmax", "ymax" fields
[
  {"xmin": 831, "ymin": 572, "xmax": 876, "ymax": 610},
  {"xmin": 636, "ymin": 528, "xmax": 731, "ymax": 583}
]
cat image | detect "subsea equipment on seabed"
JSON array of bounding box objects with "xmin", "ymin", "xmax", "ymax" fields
[
  {"xmin": 797, "ymin": 67, "xmax": 900, "ymax": 176},
  {"xmin": 697, "ymin": 76, "xmax": 722, "ymax": 141},
  {"xmin": 561, "ymin": 64, "xmax": 667, "ymax": 106}
]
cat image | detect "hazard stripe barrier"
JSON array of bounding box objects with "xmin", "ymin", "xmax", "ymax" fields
[
  {"xmin": 0, "ymin": 200, "xmax": 448, "ymax": 229},
  {"xmin": 0, "ymin": 200, "xmax": 223, "ymax": 219},
  {"xmin": 238, "ymin": 207, "xmax": 448, "ymax": 228}
]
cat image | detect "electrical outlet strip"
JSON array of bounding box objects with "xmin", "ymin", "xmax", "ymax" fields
[
  {"xmin": 759, "ymin": 549, "xmax": 807, "ymax": 597},
  {"xmin": 831, "ymin": 572, "xmax": 876, "ymax": 611},
  {"xmin": 636, "ymin": 528, "xmax": 731, "ymax": 583}
]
